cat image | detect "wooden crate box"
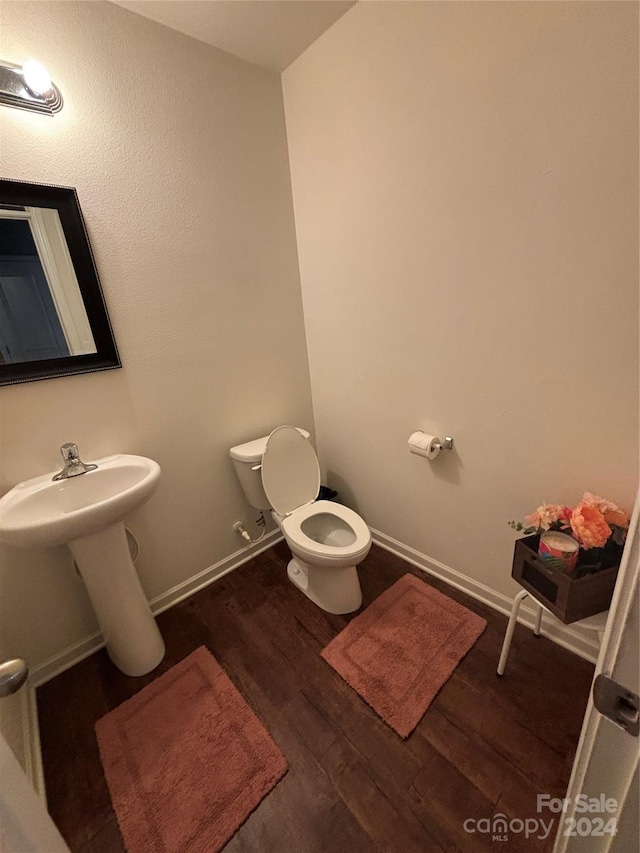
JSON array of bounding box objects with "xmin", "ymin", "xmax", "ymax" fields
[{"xmin": 512, "ymin": 535, "xmax": 619, "ymax": 624}]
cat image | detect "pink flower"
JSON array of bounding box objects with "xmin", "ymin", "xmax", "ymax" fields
[
  {"xmin": 581, "ymin": 492, "xmax": 630, "ymax": 529},
  {"xmin": 524, "ymin": 503, "xmax": 567, "ymax": 531},
  {"xmin": 570, "ymin": 501, "xmax": 611, "ymax": 549}
]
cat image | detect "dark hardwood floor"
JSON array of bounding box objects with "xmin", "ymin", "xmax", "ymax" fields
[{"xmin": 37, "ymin": 542, "xmax": 594, "ymax": 853}]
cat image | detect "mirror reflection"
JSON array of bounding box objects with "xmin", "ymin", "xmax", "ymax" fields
[{"xmin": 0, "ymin": 205, "xmax": 96, "ymax": 365}]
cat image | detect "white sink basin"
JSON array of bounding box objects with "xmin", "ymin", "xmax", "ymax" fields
[
  {"xmin": 0, "ymin": 454, "xmax": 160, "ymax": 548},
  {"xmin": 0, "ymin": 453, "xmax": 165, "ymax": 677}
]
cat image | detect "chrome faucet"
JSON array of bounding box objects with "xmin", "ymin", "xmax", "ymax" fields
[{"xmin": 52, "ymin": 443, "xmax": 98, "ymax": 481}]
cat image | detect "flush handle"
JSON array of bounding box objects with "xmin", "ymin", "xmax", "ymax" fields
[{"xmin": 593, "ymin": 674, "xmax": 639, "ymax": 736}]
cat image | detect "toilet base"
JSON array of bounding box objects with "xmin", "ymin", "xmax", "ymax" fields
[{"xmin": 287, "ymin": 557, "xmax": 362, "ymax": 614}]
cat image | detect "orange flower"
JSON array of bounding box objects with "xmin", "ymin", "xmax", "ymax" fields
[
  {"xmin": 582, "ymin": 493, "xmax": 630, "ymax": 529},
  {"xmin": 570, "ymin": 501, "xmax": 611, "ymax": 549},
  {"xmin": 602, "ymin": 508, "xmax": 629, "ymax": 528}
]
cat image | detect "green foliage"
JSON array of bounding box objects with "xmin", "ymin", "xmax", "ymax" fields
[{"xmin": 508, "ymin": 521, "xmax": 538, "ymax": 535}]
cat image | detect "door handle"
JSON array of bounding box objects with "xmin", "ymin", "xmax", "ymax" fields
[
  {"xmin": 0, "ymin": 659, "xmax": 28, "ymax": 698},
  {"xmin": 593, "ymin": 674, "xmax": 639, "ymax": 736}
]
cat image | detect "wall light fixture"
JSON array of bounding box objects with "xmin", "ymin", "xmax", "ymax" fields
[{"xmin": 0, "ymin": 58, "xmax": 63, "ymax": 115}]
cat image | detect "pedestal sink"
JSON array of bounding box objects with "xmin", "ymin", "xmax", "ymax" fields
[{"xmin": 0, "ymin": 455, "xmax": 165, "ymax": 677}]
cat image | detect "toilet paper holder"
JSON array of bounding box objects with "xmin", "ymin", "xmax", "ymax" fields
[{"xmin": 433, "ymin": 436, "xmax": 454, "ymax": 452}]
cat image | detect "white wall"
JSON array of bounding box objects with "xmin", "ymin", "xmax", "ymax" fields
[
  {"xmin": 283, "ymin": 1, "xmax": 639, "ymax": 597},
  {"xmin": 0, "ymin": 1, "xmax": 313, "ymax": 681}
]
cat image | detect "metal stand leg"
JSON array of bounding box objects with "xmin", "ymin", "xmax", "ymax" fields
[
  {"xmin": 497, "ymin": 589, "xmax": 528, "ymax": 676},
  {"xmin": 534, "ymin": 603, "xmax": 543, "ymax": 637}
]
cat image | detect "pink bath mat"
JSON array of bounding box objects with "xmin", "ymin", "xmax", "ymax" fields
[
  {"xmin": 95, "ymin": 646, "xmax": 287, "ymax": 853},
  {"xmin": 321, "ymin": 574, "xmax": 486, "ymax": 738}
]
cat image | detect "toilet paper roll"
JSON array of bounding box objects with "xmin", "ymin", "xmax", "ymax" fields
[{"xmin": 408, "ymin": 431, "xmax": 441, "ymax": 460}]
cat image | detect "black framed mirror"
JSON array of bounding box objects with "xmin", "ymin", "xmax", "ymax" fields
[{"xmin": 0, "ymin": 178, "xmax": 120, "ymax": 386}]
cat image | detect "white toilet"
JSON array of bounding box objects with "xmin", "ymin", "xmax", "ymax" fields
[{"xmin": 230, "ymin": 426, "xmax": 371, "ymax": 614}]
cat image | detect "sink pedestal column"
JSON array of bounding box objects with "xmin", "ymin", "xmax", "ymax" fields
[{"xmin": 69, "ymin": 522, "xmax": 165, "ymax": 676}]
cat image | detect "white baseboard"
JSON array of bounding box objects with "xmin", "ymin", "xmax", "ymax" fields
[
  {"xmin": 29, "ymin": 631, "xmax": 104, "ymax": 690},
  {"xmin": 21, "ymin": 685, "xmax": 46, "ymax": 802},
  {"xmin": 23, "ymin": 530, "xmax": 283, "ymax": 798},
  {"xmin": 149, "ymin": 529, "xmax": 283, "ymax": 617},
  {"xmin": 370, "ymin": 528, "xmax": 601, "ymax": 664}
]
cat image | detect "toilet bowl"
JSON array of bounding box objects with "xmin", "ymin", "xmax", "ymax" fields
[{"xmin": 230, "ymin": 426, "xmax": 371, "ymax": 614}]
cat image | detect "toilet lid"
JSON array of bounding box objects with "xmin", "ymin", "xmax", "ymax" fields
[{"xmin": 261, "ymin": 425, "xmax": 321, "ymax": 516}]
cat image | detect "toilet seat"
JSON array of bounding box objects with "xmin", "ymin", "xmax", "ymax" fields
[
  {"xmin": 261, "ymin": 425, "xmax": 321, "ymax": 517},
  {"xmin": 282, "ymin": 500, "xmax": 371, "ymax": 561}
]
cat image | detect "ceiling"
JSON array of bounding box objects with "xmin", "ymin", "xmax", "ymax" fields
[{"xmin": 112, "ymin": 1, "xmax": 356, "ymax": 72}]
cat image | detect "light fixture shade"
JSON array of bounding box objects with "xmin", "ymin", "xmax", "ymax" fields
[{"xmin": 0, "ymin": 59, "xmax": 63, "ymax": 115}]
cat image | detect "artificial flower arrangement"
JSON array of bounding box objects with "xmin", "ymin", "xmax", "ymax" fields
[{"xmin": 509, "ymin": 492, "xmax": 630, "ymax": 577}]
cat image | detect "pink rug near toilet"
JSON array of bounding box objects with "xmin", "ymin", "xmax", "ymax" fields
[
  {"xmin": 321, "ymin": 573, "xmax": 487, "ymax": 738},
  {"xmin": 95, "ymin": 646, "xmax": 287, "ymax": 853}
]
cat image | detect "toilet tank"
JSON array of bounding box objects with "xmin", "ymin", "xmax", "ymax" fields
[{"xmin": 229, "ymin": 429, "xmax": 310, "ymax": 511}]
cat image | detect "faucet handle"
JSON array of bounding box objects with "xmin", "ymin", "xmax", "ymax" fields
[
  {"xmin": 53, "ymin": 443, "xmax": 97, "ymax": 481},
  {"xmin": 60, "ymin": 443, "xmax": 79, "ymax": 461}
]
